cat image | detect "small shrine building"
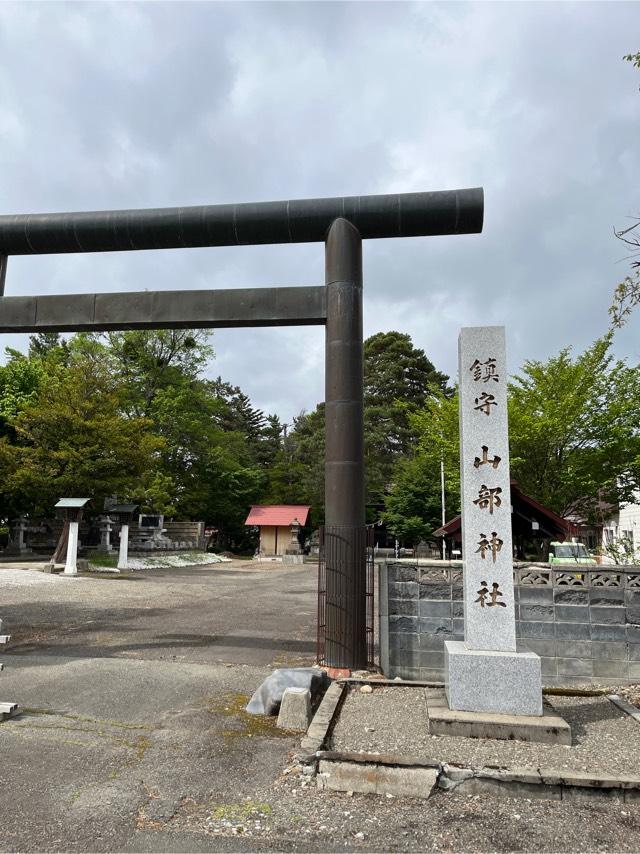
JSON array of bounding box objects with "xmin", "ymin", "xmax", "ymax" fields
[{"xmin": 245, "ymin": 505, "xmax": 311, "ymax": 556}]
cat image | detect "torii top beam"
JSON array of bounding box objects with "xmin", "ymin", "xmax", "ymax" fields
[{"xmin": 0, "ymin": 188, "xmax": 483, "ymax": 255}]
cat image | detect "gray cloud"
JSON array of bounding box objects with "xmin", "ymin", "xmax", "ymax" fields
[{"xmin": 1, "ymin": 1, "xmax": 638, "ymax": 421}]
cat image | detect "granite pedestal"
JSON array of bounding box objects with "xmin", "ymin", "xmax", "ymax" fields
[
  {"xmin": 426, "ymin": 687, "xmax": 570, "ymax": 744},
  {"xmin": 445, "ymin": 640, "xmax": 542, "ymax": 716}
]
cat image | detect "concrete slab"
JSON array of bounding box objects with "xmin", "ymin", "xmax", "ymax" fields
[
  {"xmin": 0, "ymin": 701, "xmax": 19, "ymax": 721},
  {"xmin": 426, "ymin": 688, "xmax": 571, "ymax": 745},
  {"xmin": 300, "ymin": 681, "xmax": 345, "ymax": 754},
  {"xmin": 317, "ymin": 759, "xmax": 438, "ymax": 799}
]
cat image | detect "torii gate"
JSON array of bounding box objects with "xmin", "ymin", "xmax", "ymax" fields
[{"xmin": 0, "ymin": 188, "xmax": 484, "ymax": 669}]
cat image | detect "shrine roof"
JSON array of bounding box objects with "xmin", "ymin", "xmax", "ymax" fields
[
  {"xmin": 54, "ymin": 497, "xmax": 91, "ymax": 508},
  {"xmin": 245, "ymin": 505, "xmax": 310, "ymax": 527},
  {"xmin": 433, "ymin": 483, "xmax": 572, "ymax": 538},
  {"xmin": 109, "ymin": 503, "xmax": 139, "ymax": 514},
  {"xmin": 510, "ymin": 483, "xmax": 572, "ymax": 532},
  {"xmin": 433, "ymin": 515, "xmax": 461, "ymax": 538}
]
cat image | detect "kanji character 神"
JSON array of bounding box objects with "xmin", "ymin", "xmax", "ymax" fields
[{"xmin": 476, "ymin": 532, "xmax": 503, "ymax": 563}]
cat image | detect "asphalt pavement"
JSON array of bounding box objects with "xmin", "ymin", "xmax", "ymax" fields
[{"xmin": 1, "ymin": 561, "xmax": 640, "ymax": 853}]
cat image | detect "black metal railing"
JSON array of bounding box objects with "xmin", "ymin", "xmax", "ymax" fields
[{"xmin": 317, "ymin": 525, "xmax": 374, "ymax": 669}]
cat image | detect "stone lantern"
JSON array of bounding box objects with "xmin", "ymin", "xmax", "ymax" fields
[
  {"xmin": 6, "ymin": 518, "xmax": 32, "ymax": 556},
  {"xmin": 97, "ymin": 515, "xmax": 114, "ymax": 553},
  {"xmin": 286, "ymin": 518, "xmax": 302, "ymax": 555}
]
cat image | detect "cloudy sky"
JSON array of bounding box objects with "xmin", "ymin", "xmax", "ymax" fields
[{"xmin": 0, "ymin": 1, "xmax": 638, "ymax": 423}]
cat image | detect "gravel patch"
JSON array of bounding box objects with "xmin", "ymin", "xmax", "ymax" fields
[
  {"xmin": 166, "ymin": 763, "xmax": 640, "ymax": 852},
  {"xmin": 617, "ymin": 684, "xmax": 640, "ymax": 709},
  {"xmin": 0, "ymin": 568, "xmax": 86, "ymax": 587},
  {"xmin": 330, "ymin": 685, "xmax": 640, "ymax": 777}
]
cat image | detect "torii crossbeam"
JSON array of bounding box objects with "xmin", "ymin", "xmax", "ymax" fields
[{"xmin": 0, "ymin": 188, "xmax": 484, "ymax": 670}]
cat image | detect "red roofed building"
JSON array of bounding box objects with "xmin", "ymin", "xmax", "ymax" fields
[{"xmin": 245, "ymin": 505, "xmax": 311, "ymax": 556}]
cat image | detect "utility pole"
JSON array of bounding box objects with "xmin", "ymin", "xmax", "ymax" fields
[{"xmin": 441, "ymin": 458, "xmax": 447, "ymax": 561}]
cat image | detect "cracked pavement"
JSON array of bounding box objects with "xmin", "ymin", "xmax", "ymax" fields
[{"xmin": 2, "ymin": 561, "xmax": 640, "ymax": 852}]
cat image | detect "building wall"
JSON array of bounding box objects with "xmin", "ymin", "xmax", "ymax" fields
[
  {"xmin": 620, "ymin": 506, "xmax": 640, "ymax": 551},
  {"xmin": 380, "ymin": 560, "xmax": 640, "ymax": 685},
  {"xmin": 601, "ymin": 490, "xmax": 640, "ymax": 556},
  {"xmin": 613, "ymin": 502, "xmax": 640, "ymax": 551},
  {"xmin": 259, "ymin": 525, "xmax": 292, "ymax": 555}
]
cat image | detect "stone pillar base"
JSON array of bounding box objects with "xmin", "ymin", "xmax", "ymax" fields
[{"xmin": 445, "ymin": 640, "xmax": 542, "ymax": 717}]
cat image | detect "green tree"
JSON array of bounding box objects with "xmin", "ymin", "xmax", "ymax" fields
[
  {"xmin": 382, "ymin": 456, "xmax": 446, "ymax": 545},
  {"xmin": 3, "ymin": 354, "xmax": 165, "ymax": 516},
  {"xmin": 209, "ymin": 378, "xmax": 282, "ymax": 469},
  {"xmin": 383, "ymin": 391, "xmax": 460, "ymax": 544},
  {"xmin": 105, "ymin": 329, "xmax": 214, "ymax": 417},
  {"xmin": 364, "ymin": 331, "xmax": 450, "ymax": 506},
  {"xmin": 0, "ymin": 329, "xmax": 283, "ymax": 547},
  {"xmin": 148, "ymin": 378, "xmax": 266, "ymax": 542},
  {"xmin": 265, "ymin": 406, "xmax": 325, "ymax": 523},
  {"xmin": 386, "ymin": 334, "xmax": 640, "ymax": 542},
  {"xmin": 624, "ymin": 50, "xmax": 640, "ymax": 69},
  {"xmin": 28, "ymin": 332, "xmax": 68, "ymax": 361},
  {"xmin": 283, "ymin": 332, "xmax": 450, "ymax": 520},
  {"xmin": 0, "ymin": 350, "xmax": 44, "ymax": 438},
  {"xmin": 508, "ymin": 334, "xmax": 640, "ymax": 519}
]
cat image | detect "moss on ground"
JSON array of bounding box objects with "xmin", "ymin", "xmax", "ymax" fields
[
  {"xmin": 86, "ymin": 553, "xmax": 119, "ymax": 569},
  {"xmin": 203, "ymin": 692, "xmax": 296, "ymax": 741},
  {"xmin": 208, "ymin": 802, "xmax": 272, "ymax": 821}
]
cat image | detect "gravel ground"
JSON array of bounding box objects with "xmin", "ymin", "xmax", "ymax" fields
[
  {"xmin": 617, "ymin": 684, "xmax": 640, "ymax": 708},
  {"xmin": 331, "ymin": 685, "xmax": 640, "ymax": 776},
  {"xmin": 0, "ymin": 568, "xmax": 87, "ymax": 587},
  {"xmin": 159, "ymin": 763, "xmax": 640, "ymax": 853}
]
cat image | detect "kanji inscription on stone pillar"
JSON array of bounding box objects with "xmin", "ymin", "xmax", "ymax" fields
[
  {"xmin": 459, "ymin": 326, "xmax": 516, "ymax": 652},
  {"xmin": 445, "ymin": 326, "xmax": 542, "ymax": 717}
]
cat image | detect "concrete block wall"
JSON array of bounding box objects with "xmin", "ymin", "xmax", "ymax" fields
[{"xmin": 379, "ymin": 561, "xmax": 640, "ymax": 685}]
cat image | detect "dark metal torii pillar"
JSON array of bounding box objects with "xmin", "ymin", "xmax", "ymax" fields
[
  {"xmin": 325, "ymin": 219, "xmax": 365, "ymax": 669},
  {"xmin": 0, "ymin": 188, "xmax": 484, "ymax": 670}
]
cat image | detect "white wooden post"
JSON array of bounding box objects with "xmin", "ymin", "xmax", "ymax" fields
[
  {"xmin": 64, "ymin": 521, "xmax": 79, "ymax": 575},
  {"xmin": 118, "ymin": 523, "xmax": 129, "ymax": 570},
  {"xmin": 0, "ymin": 618, "xmax": 18, "ymax": 721}
]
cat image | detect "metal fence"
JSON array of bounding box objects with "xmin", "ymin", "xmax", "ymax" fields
[{"xmin": 317, "ymin": 525, "xmax": 375, "ymax": 669}]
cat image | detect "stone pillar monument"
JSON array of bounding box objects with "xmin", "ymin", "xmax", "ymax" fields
[{"xmin": 445, "ymin": 326, "xmax": 542, "ymax": 716}]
